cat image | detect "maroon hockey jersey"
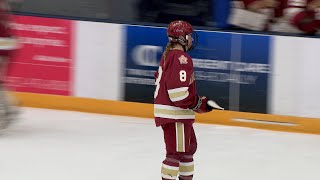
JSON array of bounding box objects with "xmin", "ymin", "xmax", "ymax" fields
[
  {"xmin": 242, "ymin": 0, "xmax": 287, "ymax": 18},
  {"xmin": 286, "ymin": 0, "xmax": 320, "ymax": 33},
  {"xmin": 240, "ymin": 0, "xmax": 320, "ymax": 33},
  {"xmin": 0, "ymin": 0, "xmax": 17, "ymax": 56},
  {"xmin": 154, "ymin": 49, "xmax": 198, "ymax": 127}
]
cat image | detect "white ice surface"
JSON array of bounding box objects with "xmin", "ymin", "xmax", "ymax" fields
[{"xmin": 1, "ymin": 107, "xmax": 320, "ymax": 180}]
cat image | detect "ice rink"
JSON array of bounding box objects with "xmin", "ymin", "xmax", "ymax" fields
[{"xmin": 1, "ymin": 107, "xmax": 320, "ymax": 180}]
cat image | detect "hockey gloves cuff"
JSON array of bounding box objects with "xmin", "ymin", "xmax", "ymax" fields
[{"xmin": 192, "ymin": 96, "xmax": 213, "ymax": 113}]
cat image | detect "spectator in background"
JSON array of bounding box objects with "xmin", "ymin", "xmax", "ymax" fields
[
  {"xmin": 242, "ymin": 0, "xmax": 317, "ymax": 34},
  {"xmin": 243, "ymin": 0, "xmax": 280, "ymax": 12},
  {"xmin": 243, "ymin": 0, "xmax": 298, "ymax": 32},
  {"xmin": 308, "ymin": 0, "xmax": 320, "ymax": 10},
  {"xmin": 0, "ymin": 0, "xmax": 19, "ymax": 130},
  {"xmin": 137, "ymin": 0, "xmax": 211, "ymax": 26},
  {"xmin": 245, "ymin": 0, "xmax": 285, "ymax": 29},
  {"xmin": 230, "ymin": 0, "xmax": 320, "ymax": 35},
  {"xmin": 229, "ymin": 0, "xmax": 286, "ymax": 31},
  {"xmin": 284, "ymin": 0, "xmax": 320, "ymax": 34}
]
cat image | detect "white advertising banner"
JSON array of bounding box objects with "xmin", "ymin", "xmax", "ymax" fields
[
  {"xmin": 271, "ymin": 36, "xmax": 320, "ymax": 118},
  {"xmin": 73, "ymin": 21, "xmax": 124, "ymax": 100}
]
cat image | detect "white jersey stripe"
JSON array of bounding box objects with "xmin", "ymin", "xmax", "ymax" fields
[
  {"xmin": 176, "ymin": 122, "xmax": 185, "ymax": 152},
  {"xmin": 162, "ymin": 164, "xmax": 179, "ymax": 171},
  {"xmin": 288, "ymin": 1, "xmax": 306, "ymax": 6},
  {"xmin": 179, "ymin": 162, "xmax": 194, "ymax": 166},
  {"xmin": 154, "ymin": 113, "xmax": 195, "ymax": 119},
  {"xmin": 161, "ymin": 173, "xmax": 177, "ymax": 179},
  {"xmin": 0, "ymin": 38, "xmax": 18, "ymax": 50},
  {"xmin": 170, "ymin": 91, "xmax": 189, "ymax": 102},
  {"xmin": 168, "ymin": 87, "xmax": 189, "ymax": 94},
  {"xmin": 154, "ymin": 108, "xmax": 194, "ymax": 115},
  {"xmin": 154, "ymin": 104, "xmax": 188, "ymax": 110},
  {"xmin": 154, "ymin": 104, "xmax": 195, "ymax": 119}
]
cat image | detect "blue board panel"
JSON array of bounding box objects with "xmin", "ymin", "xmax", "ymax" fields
[{"xmin": 124, "ymin": 25, "xmax": 271, "ymax": 113}]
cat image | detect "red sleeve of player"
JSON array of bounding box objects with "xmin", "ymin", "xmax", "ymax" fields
[
  {"xmin": 242, "ymin": 0, "xmax": 257, "ymax": 7},
  {"xmin": 165, "ymin": 52, "xmax": 198, "ymax": 109},
  {"xmin": 286, "ymin": 0, "xmax": 320, "ymax": 33},
  {"xmin": 0, "ymin": 9, "xmax": 17, "ymax": 56}
]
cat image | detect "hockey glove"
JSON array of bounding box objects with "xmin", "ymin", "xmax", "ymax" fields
[{"xmin": 192, "ymin": 96, "xmax": 213, "ymax": 114}]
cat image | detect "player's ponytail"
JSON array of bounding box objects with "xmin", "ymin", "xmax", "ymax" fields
[{"xmin": 163, "ymin": 42, "xmax": 172, "ymax": 66}]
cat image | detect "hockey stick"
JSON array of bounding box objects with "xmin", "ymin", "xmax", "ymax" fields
[{"xmin": 207, "ymin": 100, "xmax": 224, "ymax": 110}]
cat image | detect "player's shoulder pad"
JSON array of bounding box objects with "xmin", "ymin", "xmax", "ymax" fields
[{"xmin": 173, "ymin": 50, "xmax": 193, "ymax": 67}]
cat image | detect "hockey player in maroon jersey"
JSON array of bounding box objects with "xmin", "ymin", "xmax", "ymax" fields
[
  {"xmin": 241, "ymin": 0, "xmax": 287, "ymax": 30},
  {"xmin": 242, "ymin": 0, "xmax": 280, "ymax": 12},
  {"xmin": 240, "ymin": 0, "xmax": 320, "ymax": 34},
  {"xmin": 154, "ymin": 20, "xmax": 221, "ymax": 180},
  {"xmin": 0, "ymin": 0, "xmax": 19, "ymax": 129}
]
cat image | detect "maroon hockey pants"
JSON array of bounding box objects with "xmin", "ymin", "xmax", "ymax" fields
[{"xmin": 161, "ymin": 122, "xmax": 197, "ymax": 180}]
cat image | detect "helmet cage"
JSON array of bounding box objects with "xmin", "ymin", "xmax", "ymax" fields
[
  {"xmin": 168, "ymin": 32, "xmax": 198, "ymax": 51},
  {"xmin": 188, "ymin": 32, "xmax": 198, "ymax": 51}
]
